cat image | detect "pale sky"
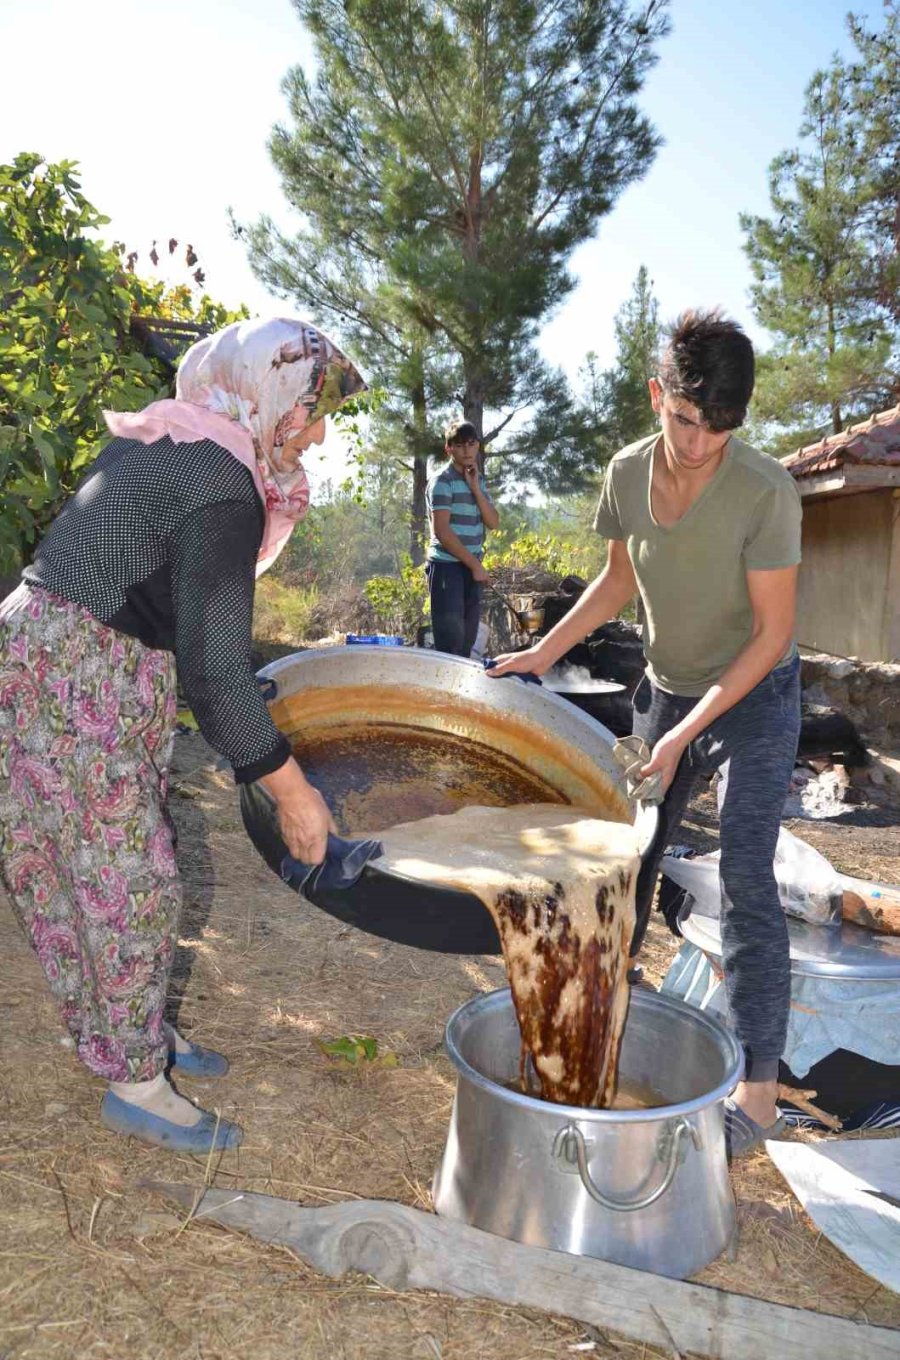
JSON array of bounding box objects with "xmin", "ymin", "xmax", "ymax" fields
[{"xmin": 1, "ymin": 0, "xmax": 886, "ymax": 489}]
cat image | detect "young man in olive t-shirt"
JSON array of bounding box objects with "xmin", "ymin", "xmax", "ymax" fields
[{"xmin": 489, "ymin": 310, "xmax": 803, "ymax": 1159}]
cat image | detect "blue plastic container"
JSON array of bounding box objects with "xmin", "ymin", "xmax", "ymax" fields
[{"xmin": 345, "ymin": 634, "xmax": 405, "ymax": 647}]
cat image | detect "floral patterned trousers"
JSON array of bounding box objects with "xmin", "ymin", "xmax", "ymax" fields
[{"xmin": 0, "ymin": 584, "xmax": 181, "ymax": 1081}]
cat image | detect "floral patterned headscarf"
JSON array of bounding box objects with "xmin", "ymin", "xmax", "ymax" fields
[{"xmin": 105, "ymin": 317, "xmax": 366, "ymax": 574}]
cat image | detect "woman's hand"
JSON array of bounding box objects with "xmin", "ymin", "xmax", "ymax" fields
[
  {"xmin": 277, "ymin": 782, "xmax": 337, "ymax": 865},
  {"xmin": 259, "ymin": 758, "xmax": 337, "ymax": 864},
  {"xmin": 639, "ymin": 729, "xmax": 688, "ymax": 798},
  {"xmin": 487, "ymin": 642, "xmax": 553, "ymax": 678}
]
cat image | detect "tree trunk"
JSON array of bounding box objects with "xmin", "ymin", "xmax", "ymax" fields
[
  {"xmin": 464, "ymin": 369, "xmax": 486, "ymax": 472},
  {"xmin": 462, "ymin": 145, "xmax": 486, "ymax": 471},
  {"xmin": 826, "ymin": 298, "xmax": 842, "ymax": 434},
  {"xmin": 409, "ymin": 365, "xmax": 429, "ymax": 565},
  {"xmin": 410, "ymin": 456, "xmax": 428, "ymax": 565}
]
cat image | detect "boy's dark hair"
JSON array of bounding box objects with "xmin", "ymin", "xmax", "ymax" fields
[
  {"xmin": 658, "ymin": 309, "xmax": 755, "ymax": 432},
  {"xmin": 444, "ymin": 418, "xmax": 479, "ymax": 447}
]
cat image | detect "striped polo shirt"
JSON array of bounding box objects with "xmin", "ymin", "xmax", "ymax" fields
[{"xmin": 426, "ymin": 462, "xmax": 489, "ymax": 562}]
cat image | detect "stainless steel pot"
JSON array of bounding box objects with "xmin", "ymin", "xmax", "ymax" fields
[
  {"xmin": 433, "ymin": 987, "xmax": 743, "ymax": 1278},
  {"xmin": 241, "ymin": 647, "xmax": 657, "ymax": 953}
]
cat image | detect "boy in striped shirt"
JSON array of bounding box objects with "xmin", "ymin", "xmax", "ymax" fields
[{"xmin": 426, "ymin": 419, "xmax": 500, "ymax": 656}]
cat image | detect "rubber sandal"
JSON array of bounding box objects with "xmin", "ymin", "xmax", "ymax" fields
[
  {"xmin": 166, "ymin": 1039, "xmax": 229, "ymax": 1078},
  {"xmin": 724, "ymin": 1097, "xmax": 786, "ymax": 1160},
  {"xmin": 100, "ymin": 1092, "xmax": 243, "ymax": 1152}
]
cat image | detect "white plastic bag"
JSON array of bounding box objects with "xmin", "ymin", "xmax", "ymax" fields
[
  {"xmin": 660, "ymin": 825, "xmax": 843, "ymax": 928},
  {"xmin": 772, "ymin": 826, "xmax": 844, "ymax": 925},
  {"xmin": 658, "ymin": 852, "xmax": 723, "ymax": 920}
]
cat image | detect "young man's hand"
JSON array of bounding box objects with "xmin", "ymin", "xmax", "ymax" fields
[
  {"xmin": 639, "ymin": 729, "xmax": 688, "ymax": 797},
  {"xmin": 487, "ymin": 644, "xmax": 553, "ymax": 677},
  {"xmin": 462, "ymin": 464, "xmax": 480, "ymax": 490},
  {"xmin": 471, "ymin": 561, "xmax": 490, "ymax": 583}
]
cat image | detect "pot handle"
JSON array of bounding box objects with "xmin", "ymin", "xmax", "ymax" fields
[{"xmin": 551, "ymin": 1117, "xmax": 701, "ymax": 1213}]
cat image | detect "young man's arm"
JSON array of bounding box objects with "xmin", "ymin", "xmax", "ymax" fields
[
  {"xmin": 431, "ymin": 508, "xmax": 490, "ymax": 581},
  {"xmin": 462, "ymin": 465, "xmax": 500, "ymax": 530},
  {"xmin": 488, "ymin": 539, "xmax": 638, "ymax": 675},
  {"xmin": 640, "ymin": 564, "xmax": 798, "ymax": 793}
]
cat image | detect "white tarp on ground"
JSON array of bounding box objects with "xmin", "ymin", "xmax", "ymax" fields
[{"xmin": 767, "ymin": 1139, "xmax": 900, "ymax": 1294}]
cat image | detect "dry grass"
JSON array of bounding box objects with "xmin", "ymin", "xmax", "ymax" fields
[{"xmin": 1, "ymin": 733, "xmax": 899, "ymax": 1359}]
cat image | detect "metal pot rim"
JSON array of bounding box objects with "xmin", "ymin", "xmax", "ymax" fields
[{"xmin": 444, "ymin": 986, "xmax": 744, "ymax": 1123}]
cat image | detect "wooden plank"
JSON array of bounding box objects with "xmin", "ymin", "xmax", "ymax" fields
[
  {"xmin": 844, "ymin": 466, "xmax": 900, "ymax": 489},
  {"xmin": 796, "ymin": 472, "xmax": 849, "ymax": 499},
  {"xmin": 144, "ymin": 1183, "xmax": 900, "ymax": 1360},
  {"xmin": 795, "ymin": 468, "xmax": 900, "ymax": 500},
  {"xmin": 886, "ymin": 492, "xmax": 900, "ymax": 663}
]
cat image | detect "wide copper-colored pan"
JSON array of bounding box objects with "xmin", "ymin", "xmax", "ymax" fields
[{"xmin": 240, "ymin": 647, "xmax": 655, "ymax": 953}]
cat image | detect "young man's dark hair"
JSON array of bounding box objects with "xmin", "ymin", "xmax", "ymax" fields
[
  {"xmin": 444, "ymin": 418, "xmax": 480, "ymax": 447},
  {"xmin": 658, "ymin": 309, "xmax": 755, "ymax": 433}
]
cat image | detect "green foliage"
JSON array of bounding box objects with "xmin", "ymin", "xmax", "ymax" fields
[
  {"xmin": 0, "ymin": 154, "xmax": 249, "ymax": 572},
  {"xmin": 279, "ymin": 468, "xmax": 412, "ymax": 586},
  {"xmin": 592, "ymin": 264, "xmax": 661, "ymax": 456},
  {"xmin": 0, "ymin": 155, "xmax": 163, "ymax": 569},
  {"xmin": 484, "ymin": 530, "xmax": 601, "ymax": 580},
  {"xmin": 327, "ymin": 386, "xmax": 389, "ymax": 500},
  {"xmin": 125, "ymin": 274, "xmax": 249, "ymax": 332},
  {"xmin": 740, "ymin": 6, "xmax": 899, "ymax": 445},
  {"xmin": 504, "ymin": 267, "xmax": 660, "ymax": 496},
  {"xmin": 363, "ymin": 555, "xmax": 429, "ymax": 638},
  {"xmin": 316, "ymin": 1034, "xmax": 398, "ymax": 1067},
  {"xmin": 253, "ymin": 576, "xmax": 319, "ymax": 644}
]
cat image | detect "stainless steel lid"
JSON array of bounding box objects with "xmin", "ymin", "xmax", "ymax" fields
[{"xmin": 682, "ymin": 906, "xmax": 900, "ymax": 981}]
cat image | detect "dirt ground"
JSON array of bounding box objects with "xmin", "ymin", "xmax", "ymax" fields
[{"xmin": 2, "ymin": 731, "xmax": 900, "ymax": 1360}]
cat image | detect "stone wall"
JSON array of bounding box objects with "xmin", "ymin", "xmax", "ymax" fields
[{"xmin": 801, "ymin": 652, "xmax": 900, "ymax": 745}]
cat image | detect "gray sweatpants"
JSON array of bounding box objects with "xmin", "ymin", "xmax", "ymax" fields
[{"xmin": 632, "ymin": 656, "xmax": 802, "ymax": 1082}]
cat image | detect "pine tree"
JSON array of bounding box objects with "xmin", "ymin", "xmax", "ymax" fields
[
  {"xmin": 592, "ymin": 263, "xmax": 660, "ymax": 456},
  {"xmin": 243, "ymin": 0, "xmax": 668, "ymax": 488},
  {"xmin": 740, "ymin": 5, "xmax": 899, "ymax": 451}
]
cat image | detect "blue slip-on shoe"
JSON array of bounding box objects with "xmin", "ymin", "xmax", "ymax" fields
[
  {"xmin": 100, "ymin": 1091, "xmax": 243, "ymax": 1152},
  {"xmin": 166, "ymin": 1040, "xmax": 229, "ymax": 1078}
]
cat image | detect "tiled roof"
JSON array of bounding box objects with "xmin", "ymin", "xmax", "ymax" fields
[{"xmin": 782, "ymin": 405, "xmax": 900, "ymax": 479}]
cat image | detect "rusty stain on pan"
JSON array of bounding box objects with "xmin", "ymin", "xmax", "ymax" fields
[{"xmin": 269, "ymin": 682, "xmax": 630, "ymax": 836}]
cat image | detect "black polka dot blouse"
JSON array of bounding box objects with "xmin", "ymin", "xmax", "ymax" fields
[{"xmin": 23, "ymin": 434, "xmax": 291, "ymax": 784}]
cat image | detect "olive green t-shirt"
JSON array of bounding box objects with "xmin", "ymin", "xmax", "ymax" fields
[{"xmin": 593, "ymin": 433, "xmax": 802, "ymax": 696}]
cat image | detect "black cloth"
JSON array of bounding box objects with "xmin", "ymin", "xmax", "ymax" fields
[
  {"xmin": 281, "ymin": 834, "xmax": 385, "ymax": 896},
  {"xmin": 780, "ymin": 1051, "xmax": 900, "ymax": 1120},
  {"xmin": 23, "ymin": 433, "xmax": 290, "ymax": 784}
]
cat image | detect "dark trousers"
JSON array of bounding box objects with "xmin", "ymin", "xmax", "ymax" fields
[
  {"xmin": 632, "ymin": 656, "xmax": 802, "ymax": 1081},
  {"xmin": 426, "ymin": 560, "xmax": 483, "ymax": 658}
]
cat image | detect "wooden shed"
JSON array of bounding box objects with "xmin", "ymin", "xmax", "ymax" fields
[{"xmin": 782, "ymin": 406, "xmax": 900, "ymax": 663}]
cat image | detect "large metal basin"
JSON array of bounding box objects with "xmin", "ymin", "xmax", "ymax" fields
[{"xmin": 241, "ymin": 647, "xmax": 656, "ymax": 952}]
